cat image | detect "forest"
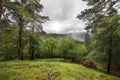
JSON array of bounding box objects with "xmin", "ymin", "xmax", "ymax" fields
[{"xmin": 0, "ymin": 0, "xmax": 120, "ymax": 80}]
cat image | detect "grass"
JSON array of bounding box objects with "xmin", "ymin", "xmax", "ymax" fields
[{"xmin": 0, "ymin": 59, "xmax": 120, "ymax": 80}]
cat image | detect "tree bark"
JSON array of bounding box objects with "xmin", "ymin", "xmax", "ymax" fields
[
  {"xmin": 85, "ymin": 30, "xmax": 91, "ymax": 51},
  {"xmin": 107, "ymin": 33, "xmax": 112, "ymax": 73},
  {"xmin": 17, "ymin": 0, "xmax": 27, "ymax": 60},
  {"xmin": 18, "ymin": 17, "xmax": 23, "ymax": 60},
  {"xmin": 29, "ymin": 23, "xmax": 35, "ymax": 60},
  {"xmin": 29, "ymin": 39, "xmax": 35, "ymax": 60},
  {"xmin": 4, "ymin": 39, "xmax": 10, "ymax": 60},
  {"xmin": 0, "ymin": 0, "xmax": 10, "ymax": 60},
  {"xmin": 31, "ymin": 24, "xmax": 35, "ymax": 60},
  {"xmin": 0, "ymin": 0, "xmax": 3, "ymax": 21}
]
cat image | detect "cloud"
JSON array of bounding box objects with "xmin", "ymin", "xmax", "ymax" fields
[{"xmin": 41, "ymin": 0, "xmax": 87, "ymax": 33}]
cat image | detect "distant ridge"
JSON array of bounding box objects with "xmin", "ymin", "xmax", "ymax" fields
[{"xmin": 42, "ymin": 32, "xmax": 86, "ymax": 42}]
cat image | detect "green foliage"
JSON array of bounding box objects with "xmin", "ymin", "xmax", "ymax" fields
[
  {"xmin": 88, "ymin": 14, "xmax": 120, "ymax": 71},
  {"xmin": 39, "ymin": 37, "xmax": 60, "ymax": 58},
  {"xmin": 88, "ymin": 48, "xmax": 107, "ymax": 62},
  {"xmin": 0, "ymin": 26, "xmax": 87, "ymax": 61},
  {"xmin": 17, "ymin": 6, "xmax": 32, "ymax": 19},
  {"xmin": 58, "ymin": 38, "xmax": 87, "ymax": 61},
  {"xmin": 0, "ymin": 27, "xmax": 18, "ymax": 60},
  {"xmin": 37, "ymin": 37, "xmax": 87, "ymax": 61}
]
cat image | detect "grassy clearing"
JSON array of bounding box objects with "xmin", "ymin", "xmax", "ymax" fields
[{"xmin": 0, "ymin": 59, "xmax": 120, "ymax": 80}]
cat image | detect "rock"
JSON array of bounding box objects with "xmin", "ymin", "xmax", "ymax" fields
[{"xmin": 82, "ymin": 60, "xmax": 97, "ymax": 69}]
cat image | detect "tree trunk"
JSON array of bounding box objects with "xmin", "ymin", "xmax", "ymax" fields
[
  {"xmin": 17, "ymin": 0, "xmax": 27, "ymax": 60},
  {"xmin": 29, "ymin": 23, "xmax": 35, "ymax": 60},
  {"xmin": 31, "ymin": 45, "xmax": 35, "ymax": 60},
  {"xmin": 85, "ymin": 30, "xmax": 91, "ymax": 51},
  {"xmin": 31, "ymin": 25, "xmax": 35, "ymax": 60},
  {"xmin": 107, "ymin": 33, "xmax": 112, "ymax": 73},
  {"xmin": 0, "ymin": 1, "xmax": 10, "ymax": 60},
  {"xmin": 18, "ymin": 17, "xmax": 23, "ymax": 60},
  {"xmin": 29, "ymin": 40, "xmax": 35, "ymax": 60},
  {"xmin": 5, "ymin": 40, "xmax": 10, "ymax": 60},
  {"xmin": 0, "ymin": 0, "xmax": 3, "ymax": 21}
]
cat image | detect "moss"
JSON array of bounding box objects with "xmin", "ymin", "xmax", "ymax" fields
[{"xmin": 0, "ymin": 59, "xmax": 119, "ymax": 80}]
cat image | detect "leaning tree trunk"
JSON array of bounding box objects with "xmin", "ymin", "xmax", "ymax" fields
[{"xmin": 18, "ymin": 17, "xmax": 24, "ymax": 60}]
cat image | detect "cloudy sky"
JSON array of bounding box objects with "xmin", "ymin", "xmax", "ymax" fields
[{"xmin": 41, "ymin": 0, "xmax": 87, "ymax": 34}]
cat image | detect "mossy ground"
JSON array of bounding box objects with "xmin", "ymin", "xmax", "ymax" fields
[{"xmin": 0, "ymin": 59, "xmax": 120, "ymax": 80}]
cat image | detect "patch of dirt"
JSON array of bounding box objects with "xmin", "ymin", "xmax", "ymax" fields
[
  {"xmin": 35, "ymin": 76, "xmax": 46, "ymax": 80},
  {"xmin": 40, "ymin": 66, "xmax": 48, "ymax": 73},
  {"xmin": 51, "ymin": 72, "xmax": 60, "ymax": 79}
]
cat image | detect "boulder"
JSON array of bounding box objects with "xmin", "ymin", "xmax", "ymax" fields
[{"xmin": 82, "ymin": 60, "xmax": 97, "ymax": 69}]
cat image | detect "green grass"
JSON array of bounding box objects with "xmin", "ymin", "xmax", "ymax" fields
[{"xmin": 0, "ymin": 59, "xmax": 120, "ymax": 80}]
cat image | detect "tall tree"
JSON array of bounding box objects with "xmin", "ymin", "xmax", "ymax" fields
[
  {"xmin": 25, "ymin": 0, "xmax": 49, "ymax": 60},
  {"xmin": 17, "ymin": 0, "xmax": 27, "ymax": 60},
  {"xmin": 0, "ymin": 0, "xmax": 49, "ymax": 60},
  {"xmin": 4, "ymin": 0, "xmax": 33, "ymax": 60},
  {"xmin": 0, "ymin": 0, "xmax": 12, "ymax": 60},
  {"xmin": 77, "ymin": 0, "xmax": 120, "ymax": 73}
]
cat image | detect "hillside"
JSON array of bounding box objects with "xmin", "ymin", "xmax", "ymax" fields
[
  {"xmin": 41, "ymin": 32, "xmax": 86, "ymax": 42},
  {"xmin": 0, "ymin": 59, "xmax": 119, "ymax": 80}
]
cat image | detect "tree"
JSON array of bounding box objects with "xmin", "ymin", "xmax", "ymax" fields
[
  {"xmin": 40, "ymin": 37, "xmax": 59, "ymax": 58},
  {"xmin": 4, "ymin": 0, "xmax": 49, "ymax": 60},
  {"xmin": 96, "ymin": 14, "xmax": 120, "ymax": 73},
  {"xmin": 25, "ymin": 0, "xmax": 49, "ymax": 60},
  {"xmin": 77, "ymin": 0, "xmax": 120, "ymax": 73},
  {"xmin": 3, "ymin": 0, "xmax": 29, "ymax": 60}
]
